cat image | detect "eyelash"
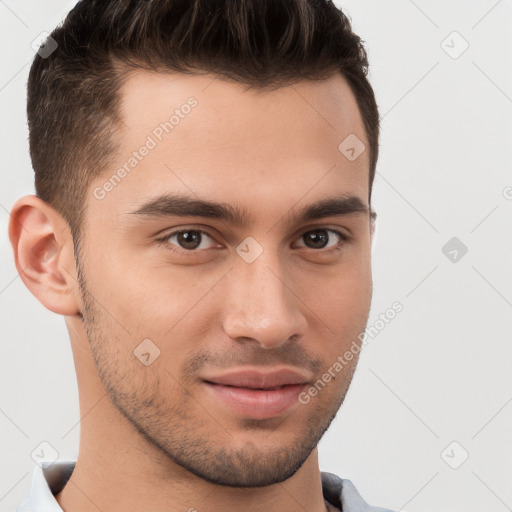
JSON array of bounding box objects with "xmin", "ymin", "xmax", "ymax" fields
[{"xmin": 155, "ymin": 228, "xmax": 350, "ymax": 255}]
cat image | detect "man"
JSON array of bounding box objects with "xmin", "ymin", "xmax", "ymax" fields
[{"xmin": 9, "ymin": 0, "xmax": 394, "ymax": 510}]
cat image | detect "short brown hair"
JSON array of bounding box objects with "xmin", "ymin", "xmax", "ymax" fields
[{"xmin": 27, "ymin": 0, "xmax": 380, "ymax": 244}]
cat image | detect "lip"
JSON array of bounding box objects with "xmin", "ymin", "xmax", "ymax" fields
[
  {"xmin": 203, "ymin": 368, "xmax": 311, "ymax": 389},
  {"xmin": 202, "ymin": 367, "xmax": 311, "ymax": 420}
]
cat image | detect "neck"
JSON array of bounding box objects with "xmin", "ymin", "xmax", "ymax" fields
[{"xmin": 56, "ymin": 408, "xmax": 328, "ymax": 512}]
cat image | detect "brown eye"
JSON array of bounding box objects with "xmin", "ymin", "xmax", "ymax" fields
[
  {"xmin": 157, "ymin": 229, "xmax": 217, "ymax": 252},
  {"xmin": 303, "ymin": 230, "xmax": 329, "ymax": 249},
  {"xmin": 175, "ymin": 230, "xmax": 202, "ymax": 250},
  {"xmin": 295, "ymin": 229, "xmax": 347, "ymax": 250}
]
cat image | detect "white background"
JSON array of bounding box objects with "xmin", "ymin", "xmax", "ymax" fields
[{"xmin": 1, "ymin": 1, "xmax": 511, "ymax": 511}]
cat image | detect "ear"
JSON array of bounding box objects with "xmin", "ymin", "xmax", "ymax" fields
[
  {"xmin": 370, "ymin": 209, "xmax": 377, "ymax": 241},
  {"xmin": 8, "ymin": 194, "xmax": 83, "ymax": 316}
]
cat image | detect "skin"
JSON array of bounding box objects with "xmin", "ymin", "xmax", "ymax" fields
[{"xmin": 9, "ymin": 70, "xmax": 375, "ymax": 512}]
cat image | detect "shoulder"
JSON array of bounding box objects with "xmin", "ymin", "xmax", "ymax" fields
[{"xmin": 321, "ymin": 471, "xmax": 397, "ymax": 512}]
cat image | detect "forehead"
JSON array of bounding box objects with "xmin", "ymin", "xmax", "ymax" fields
[
  {"xmin": 117, "ymin": 69, "xmax": 367, "ymax": 155},
  {"xmin": 89, "ymin": 69, "xmax": 369, "ymax": 225}
]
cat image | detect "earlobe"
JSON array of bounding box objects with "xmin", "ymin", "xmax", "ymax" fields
[{"xmin": 8, "ymin": 195, "xmax": 82, "ymax": 316}]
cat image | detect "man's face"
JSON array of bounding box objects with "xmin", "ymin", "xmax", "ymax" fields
[{"xmin": 77, "ymin": 70, "xmax": 373, "ymax": 487}]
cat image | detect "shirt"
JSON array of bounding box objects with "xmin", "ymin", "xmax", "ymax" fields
[{"xmin": 16, "ymin": 460, "xmax": 396, "ymax": 512}]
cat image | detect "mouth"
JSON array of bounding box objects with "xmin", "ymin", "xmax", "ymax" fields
[
  {"xmin": 201, "ymin": 368, "xmax": 311, "ymax": 420},
  {"xmin": 204, "ymin": 383, "xmax": 294, "ymax": 390}
]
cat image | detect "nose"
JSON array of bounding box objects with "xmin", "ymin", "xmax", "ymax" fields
[{"xmin": 222, "ymin": 248, "xmax": 307, "ymax": 350}]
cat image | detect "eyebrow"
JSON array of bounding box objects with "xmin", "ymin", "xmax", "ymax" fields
[{"xmin": 126, "ymin": 193, "xmax": 372, "ymax": 227}]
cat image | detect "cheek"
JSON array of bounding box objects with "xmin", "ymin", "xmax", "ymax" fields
[
  {"xmin": 86, "ymin": 254, "xmax": 222, "ymax": 369},
  {"xmin": 84, "ymin": 245, "xmax": 194, "ymax": 322},
  {"xmin": 311, "ymin": 284, "xmax": 371, "ymax": 352},
  {"xmin": 295, "ymin": 255, "xmax": 372, "ymax": 335}
]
